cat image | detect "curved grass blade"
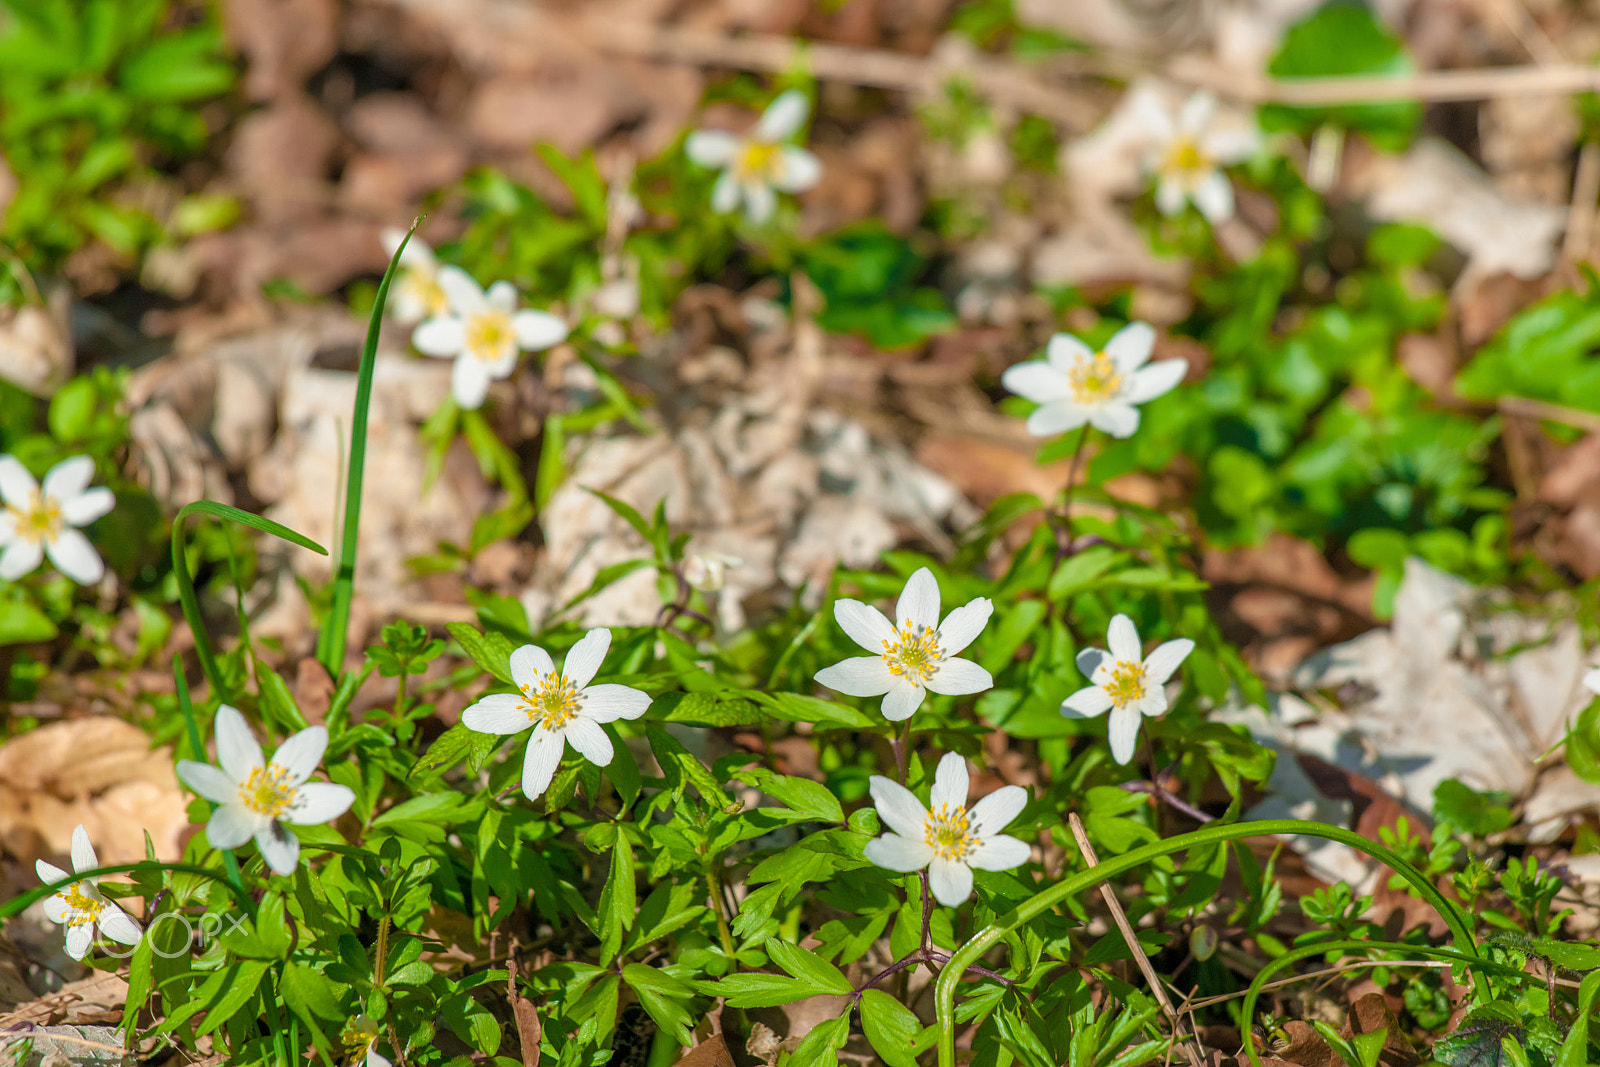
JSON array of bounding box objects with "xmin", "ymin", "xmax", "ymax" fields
[{"xmin": 315, "ymin": 221, "xmax": 417, "ymax": 676}]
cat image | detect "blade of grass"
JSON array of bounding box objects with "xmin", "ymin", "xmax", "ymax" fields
[
  {"xmin": 316, "ymin": 221, "xmax": 418, "ymax": 676},
  {"xmin": 171, "ymin": 500, "xmax": 327, "ymax": 704}
]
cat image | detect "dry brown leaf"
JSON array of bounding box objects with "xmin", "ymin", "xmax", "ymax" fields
[
  {"xmin": 670, "ymin": 1034, "xmax": 734, "ymax": 1067},
  {"xmin": 507, "ymin": 953, "xmax": 541, "ymax": 1067}
]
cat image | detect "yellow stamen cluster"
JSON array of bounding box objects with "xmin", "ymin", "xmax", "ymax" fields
[
  {"xmin": 522, "ymin": 674, "xmax": 580, "ymax": 730},
  {"xmin": 1104, "ymin": 660, "xmax": 1147, "ymax": 710},
  {"xmin": 734, "ymin": 141, "xmax": 780, "ymax": 182},
  {"xmin": 340, "ymin": 1018, "xmax": 378, "ymax": 1064},
  {"xmin": 10, "ymin": 491, "xmax": 62, "ymax": 546},
  {"xmin": 1161, "ymin": 137, "xmax": 1209, "ymax": 178},
  {"xmin": 923, "ymin": 803, "xmax": 976, "ymax": 861},
  {"xmin": 881, "ymin": 621, "xmax": 943, "ymax": 684},
  {"xmin": 239, "ymin": 764, "xmax": 296, "ymax": 818},
  {"xmin": 401, "ymin": 269, "xmax": 449, "ymax": 319},
  {"xmin": 1068, "ymin": 353, "xmax": 1122, "ymax": 405},
  {"xmin": 464, "ymin": 311, "xmax": 514, "ymax": 363},
  {"xmin": 59, "ymin": 882, "xmax": 104, "ymax": 926}
]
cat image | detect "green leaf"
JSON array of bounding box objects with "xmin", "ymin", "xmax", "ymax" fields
[
  {"xmin": 446, "ymin": 622, "xmax": 519, "ymax": 685},
  {"xmin": 0, "ymin": 593, "xmax": 58, "ymax": 645},
  {"xmin": 653, "ymin": 691, "xmax": 764, "ymax": 727},
  {"xmin": 766, "ymin": 938, "xmax": 852, "ymax": 994},
  {"xmin": 697, "ymin": 972, "xmax": 834, "ymax": 1008},
  {"xmin": 1047, "ymin": 546, "xmax": 1119, "ymax": 600},
  {"xmin": 647, "ymin": 724, "xmax": 732, "ymax": 808},
  {"xmin": 597, "ymin": 838, "xmax": 636, "ymax": 963},
  {"xmin": 1432, "ymin": 779, "xmax": 1514, "ymax": 837},
  {"xmin": 118, "ymin": 28, "xmax": 234, "ymax": 101},
  {"xmin": 411, "ymin": 723, "xmax": 503, "ymax": 783},
  {"xmin": 859, "ymin": 989, "xmax": 921, "ymax": 1067},
  {"xmin": 1555, "ymin": 969, "xmax": 1600, "ymax": 1067},
  {"xmin": 281, "ymin": 961, "xmax": 346, "ymax": 1024},
  {"xmin": 621, "ymin": 964, "xmax": 695, "ymax": 1047},
  {"xmin": 788, "ymin": 1013, "xmax": 850, "ymax": 1067}
]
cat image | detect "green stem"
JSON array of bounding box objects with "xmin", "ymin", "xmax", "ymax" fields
[
  {"xmin": 707, "ymin": 867, "xmax": 735, "ymax": 958},
  {"xmin": 6, "ymin": 862, "xmax": 258, "ymax": 923},
  {"xmin": 318, "ymin": 226, "xmax": 417, "ymax": 676},
  {"xmin": 932, "ymin": 819, "xmax": 1484, "ymax": 1067}
]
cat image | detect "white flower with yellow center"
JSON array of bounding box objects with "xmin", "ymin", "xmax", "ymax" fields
[
  {"xmin": 685, "ymin": 90, "xmax": 822, "ymax": 225},
  {"xmin": 1135, "ymin": 90, "xmax": 1258, "ymax": 224},
  {"xmin": 1062, "ymin": 614, "xmax": 1194, "ymax": 765},
  {"xmin": 411, "ymin": 267, "xmax": 569, "ymax": 410},
  {"xmin": 461, "ymin": 628, "xmax": 652, "ymax": 802},
  {"xmin": 0, "ymin": 454, "xmax": 114, "ymax": 584},
  {"xmin": 36, "ymin": 824, "xmax": 142, "ymax": 960},
  {"xmin": 1000, "ymin": 322, "xmax": 1187, "ymax": 439},
  {"xmin": 175, "ymin": 706, "xmax": 355, "ymax": 876},
  {"xmin": 814, "ymin": 567, "xmax": 993, "ymax": 722},
  {"xmin": 863, "ymin": 753, "xmax": 1029, "ymax": 907},
  {"xmin": 380, "ymin": 229, "xmax": 450, "ymax": 327},
  {"xmin": 341, "ymin": 1015, "xmax": 392, "ymax": 1067}
]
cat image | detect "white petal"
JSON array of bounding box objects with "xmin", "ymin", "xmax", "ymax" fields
[
  {"xmin": 928, "ymin": 857, "xmax": 973, "ymax": 907},
  {"xmin": 968, "ymin": 786, "xmax": 1027, "ymax": 839},
  {"xmin": 896, "ymin": 568, "xmax": 940, "ymax": 630},
  {"xmin": 286, "ymin": 781, "xmax": 355, "ymax": 825},
  {"xmin": 1178, "ymin": 92, "xmax": 1217, "ymax": 135},
  {"xmin": 1139, "ymin": 687, "xmax": 1170, "ymax": 718},
  {"xmin": 563, "ymin": 628, "xmax": 612, "ymax": 689},
  {"xmin": 70, "ymin": 825, "xmax": 97, "ymax": 876},
  {"xmin": 172, "ymin": 762, "xmax": 231, "ymax": 809},
  {"xmin": 742, "ymin": 181, "xmax": 777, "ymax": 225},
  {"xmin": 97, "ymin": 904, "xmax": 142, "ymax": 945},
  {"xmin": 451, "ymin": 355, "xmax": 493, "ymax": 410},
  {"xmin": 1000, "ymin": 361, "xmax": 1071, "ymax": 404},
  {"xmin": 1143, "ymin": 638, "xmax": 1194, "ymax": 685},
  {"xmin": 42, "ymin": 893, "xmax": 71, "ymax": 923},
  {"xmin": 1104, "ymin": 322, "xmax": 1155, "ymax": 375},
  {"xmin": 0, "ymin": 454, "xmax": 38, "ymax": 506},
  {"xmin": 1061, "ymin": 686, "xmax": 1113, "ymax": 719},
  {"xmin": 1045, "ymin": 333, "xmax": 1095, "ymax": 372},
  {"xmin": 834, "ymin": 598, "xmax": 896, "ymax": 652},
  {"xmin": 938, "ymin": 599, "xmax": 992, "ymax": 656},
  {"xmin": 1192, "ymin": 171, "xmax": 1234, "ymax": 223},
  {"xmin": 1202, "ymin": 125, "xmax": 1260, "ymax": 164},
  {"xmin": 710, "ymin": 171, "xmax": 741, "ymax": 214},
  {"xmin": 924, "ymin": 657, "xmax": 992, "ymax": 696},
  {"xmin": 512, "ymin": 310, "xmax": 568, "ymax": 351},
  {"xmin": 60, "ymin": 486, "xmax": 114, "ymax": 526},
  {"xmin": 929, "ymin": 752, "xmax": 969, "ymax": 812},
  {"xmin": 1585, "ymin": 668, "xmax": 1600, "ymax": 695},
  {"xmin": 881, "ymin": 681, "xmax": 926, "ymax": 722},
  {"xmin": 0, "ymin": 539, "xmax": 43, "ymax": 580},
  {"xmin": 215, "ymin": 706, "xmax": 264, "ymax": 782},
  {"xmin": 45, "ymin": 529, "xmax": 103, "ymax": 584},
  {"xmin": 565, "ymin": 718, "xmax": 613, "ymax": 766},
  {"xmin": 968, "ymin": 834, "xmax": 1031, "ymax": 872},
  {"xmin": 863, "ymin": 833, "xmax": 934, "ymax": 873},
  {"xmin": 271, "ymin": 726, "xmax": 328, "ymax": 785},
  {"xmin": 756, "ymin": 90, "xmax": 810, "ymax": 141},
  {"xmin": 509, "ymin": 644, "xmax": 554, "ymax": 686},
  {"xmin": 485, "ymin": 281, "xmax": 518, "ymax": 315},
  {"xmin": 208, "ymin": 803, "xmax": 266, "ymax": 850},
  {"xmin": 436, "ymin": 265, "xmax": 488, "ymax": 315},
  {"xmin": 65, "ymin": 923, "xmax": 93, "ymax": 960},
  {"xmin": 1123, "ymin": 359, "xmax": 1188, "ymax": 405},
  {"xmin": 1088, "ymin": 403, "xmax": 1141, "ymax": 438},
  {"xmin": 1155, "ymin": 178, "xmax": 1187, "ymax": 217},
  {"xmin": 1107, "ymin": 615, "xmax": 1143, "ymax": 663},
  {"xmin": 1127, "ymin": 88, "xmax": 1175, "ymax": 142},
  {"xmin": 256, "ymin": 822, "xmax": 300, "ymax": 876},
  {"xmin": 1025, "ymin": 402, "xmax": 1091, "ymax": 437},
  {"xmin": 37, "ymin": 859, "xmax": 69, "ymax": 886},
  {"xmin": 868, "ymin": 776, "xmax": 929, "ymax": 838},
  {"xmin": 1076, "ymin": 648, "xmax": 1109, "ymax": 679},
  {"xmin": 368, "ymin": 1046, "xmax": 393, "ymax": 1067},
  {"xmin": 578, "ymin": 684, "xmax": 650, "ymax": 723},
  {"xmin": 685, "ymin": 129, "xmax": 739, "ymax": 167},
  {"xmin": 463, "ymin": 692, "xmax": 532, "ymax": 734},
  {"xmin": 413, "ymin": 316, "xmax": 466, "ymax": 357},
  {"xmin": 773, "ymin": 147, "xmax": 821, "ymax": 192},
  {"xmin": 41, "ymin": 456, "xmax": 94, "ymax": 502},
  {"xmin": 814, "ymin": 656, "xmax": 895, "ymax": 697},
  {"xmin": 521, "ymin": 731, "xmax": 564, "ymax": 800},
  {"xmin": 1108, "ymin": 705, "xmax": 1143, "ymax": 765}
]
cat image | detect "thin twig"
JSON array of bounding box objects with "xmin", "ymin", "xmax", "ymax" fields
[
  {"xmin": 1498, "ymin": 394, "xmax": 1600, "ymax": 435},
  {"xmin": 1067, "ymin": 812, "xmax": 1205, "ymax": 1067},
  {"xmin": 1566, "ymin": 141, "xmax": 1600, "ymax": 263}
]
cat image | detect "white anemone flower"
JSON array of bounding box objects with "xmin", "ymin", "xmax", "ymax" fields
[
  {"xmin": 1135, "ymin": 91, "xmax": 1258, "ymax": 224},
  {"xmin": 0, "ymin": 455, "xmax": 114, "ymax": 584},
  {"xmin": 461, "ymin": 628, "xmax": 652, "ymax": 802},
  {"xmin": 1000, "ymin": 322, "xmax": 1187, "ymax": 439},
  {"xmin": 814, "ymin": 567, "xmax": 994, "ymax": 722},
  {"xmin": 341, "ymin": 1016, "xmax": 392, "ymax": 1067},
  {"xmin": 380, "ymin": 228, "xmax": 450, "ymax": 326},
  {"xmin": 683, "ymin": 551, "xmax": 742, "ymax": 593},
  {"xmin": 36, "ymin": 824, "xmax": 142, "ymax": 960},
  {"xmin": 175, "ymin": 706, "xmax": 356, "ymax": 876},
  {"xmin": 685, "ymin": 89, "xmax": 822, "ymax": 225},
  {"xmin": 863, "ymin": 753, "xmax": 1030, "ymax": 907},
  {"xmin": 1062, "ymin": 614, "xmax": 1194, "ymax": 765},
  {"xmin": 412, "ymin": 267, "xmax": 569, "ymax": 410}
]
